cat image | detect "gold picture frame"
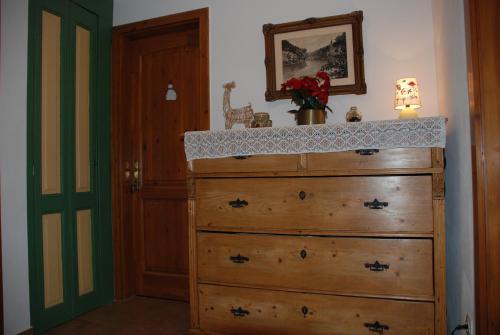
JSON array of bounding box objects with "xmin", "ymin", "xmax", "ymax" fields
[{"xmin": 263, "ymin": 11, "xmax": 366, "ymax": 101}]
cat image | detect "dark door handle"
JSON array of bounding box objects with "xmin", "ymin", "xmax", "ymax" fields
[
  {"xmin": 364, "ymin": 199, "xmax": 388, "ymax": 209},
  {"xmin": 365, "ymin": 261, "xmax": 390, "ymax": 272},
  {"xmin": 229, "ymin": 198, "xmax": 248, "ymax": 208},
  {"xmin": 364, "ymin": 321, "xmax": 389, "ymax": 334},
  {"xmin": 229, "ymin": 254, "xmax": 249, "ymax": 264},
  {"xmin": 230, "ymin": 307, "xmax": 250, "ymax": 317}
]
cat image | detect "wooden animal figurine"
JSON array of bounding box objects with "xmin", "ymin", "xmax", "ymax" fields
[{"xmin": 223, "ymin": 81, "xmax": 254, "ymax": 129}]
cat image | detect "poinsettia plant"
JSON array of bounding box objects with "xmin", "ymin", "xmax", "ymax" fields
[{"xmin": 281, "ymin": 71, "xmax": 332, "ymax": 112}]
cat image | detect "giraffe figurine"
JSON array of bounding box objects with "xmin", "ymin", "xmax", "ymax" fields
[{"xmin": 223, "ymin": 81, "xmax": 254, "ymax": 129}]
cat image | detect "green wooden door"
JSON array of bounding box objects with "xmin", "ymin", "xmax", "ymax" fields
[{"xmin": 27, "ymin": 0, "xmax": 113, "ymax": 332}]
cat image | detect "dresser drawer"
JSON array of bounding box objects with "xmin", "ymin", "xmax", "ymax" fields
[
  {"xmin": 191, "ymin": 154, "xmax": 300, "ymax": 173},
  {"xmin": 307, "ymin": 148, "xmax": 432, "ymax": 171},
  {"xmin": 198, "ymin": 233, "xmax": 433, "ymax": 299},
  {"xmin": 196, "ymin": 176, "xmax": 433, "ymax": 233},
  {"xmin": 199, "ymin": 284, "xmax": 434, "ymax": 335}
]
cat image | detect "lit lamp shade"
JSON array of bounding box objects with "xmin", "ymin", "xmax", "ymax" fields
[{"xmin": 394, "ymin": 78, "xmax": 421, "ymax": 119}]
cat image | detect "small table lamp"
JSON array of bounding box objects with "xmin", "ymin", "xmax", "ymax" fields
[{"xmin": 394, "ymin": 78, "xmax": 421, "ymax": 119}]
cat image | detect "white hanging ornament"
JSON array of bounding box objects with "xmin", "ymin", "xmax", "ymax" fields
[{"xmin": 165, "ymin": 83, "xmax": 177, "ymax": 101}]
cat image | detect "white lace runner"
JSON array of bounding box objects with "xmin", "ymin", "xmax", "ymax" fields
[{"xmin": 184, "ymin": 117, "xmax": 446, "ymax": 161}]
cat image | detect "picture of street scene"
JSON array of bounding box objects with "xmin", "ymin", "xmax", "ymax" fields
[{"xmin": 281, "ymin": 31, "xmax": 347, "ymax": 81}]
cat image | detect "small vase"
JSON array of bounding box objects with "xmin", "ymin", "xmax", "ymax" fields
[
  {"xmin": 290, "ymin": 108, "xmax": 327, "ymax": 125},
  {"xmin": 251, "ymin": 112, "xmax": 272, "ymax": 128},
  {"xmin": 346, "ymin": 106, "xmax": 362, "ymax": 122}
]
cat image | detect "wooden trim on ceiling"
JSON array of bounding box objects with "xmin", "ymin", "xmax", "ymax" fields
[
  {"xmin": 465, "ymin": 0, "xmax": 500, "ymax": 334},
  {"xmin": 111, "ymin": 8, "xmax": 210, "ymax": 300}
]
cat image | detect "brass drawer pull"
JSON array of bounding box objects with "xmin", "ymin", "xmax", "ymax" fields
[
  {"xmin": 229, "ymin": 254, "xmax": 249, "ymax": 264},
  {"xmin": 301, "ymin": 306, "xmax": 309, "ymax": 318},
  {"xmin": 300, "ymin": 249, "xmax": 307, "ymax": 259},
  {"xmin": 355, "ymin": 149, "xmax": 379, "ymax": 156},
  {"xmin": 298, "ymin": 191, "xmax": 306, "ymax": 200},
  {"xmin": 364, "ymin": 321, "xmax": 389, "ymax": 334},
  {"xmin": 229, "ymin": 198, "xmax": 248, "ymax": 208},
  {"xmin": 364, "ymin": 198, "xmax": 388, "ymax": 209},
  {"xmin": 233, "ymin": 155, "xmax": 252, "ymax": 160},
  {"xmin": 365, "ymin": 261, "xmax": 390, "ymax": 272},
  {"xmin": 230, "ymin": 307, "xmax": 250, "ymax": 317}
]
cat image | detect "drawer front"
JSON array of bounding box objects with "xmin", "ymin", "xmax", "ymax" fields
[
  {"xmin": 191, "ymin": 154, "xmax": 300, "ymax": 173},
  {"xmin": 198, "ymin": 233, "xmax": 434, "ymax": 299},
  {"xmin": 198, "ymin": 284, "xmax": 434, "ymax": 335},
  {"xmin": 307, "ymin": 148, "xmax": 432, "ymax": 170},
  {"xmin": 196, "ymin": 176, "xmax": 433, "ymax": 233}
]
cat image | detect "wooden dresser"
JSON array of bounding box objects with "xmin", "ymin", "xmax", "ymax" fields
[{"xmin": 187, "ymin": 148, "xmax": 446, "ymax": 335}]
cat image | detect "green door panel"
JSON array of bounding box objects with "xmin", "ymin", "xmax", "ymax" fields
[{"xmin": 27, "ymin": 0, "xmax": 113, "ymax": 332}]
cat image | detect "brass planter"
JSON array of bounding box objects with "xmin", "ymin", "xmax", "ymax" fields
[{"xmin": 291, "ymin": 108, "xmax": 326, "ymax": 125}]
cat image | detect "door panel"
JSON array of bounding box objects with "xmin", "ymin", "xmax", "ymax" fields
[
  {"xmin": 42, "ymin": 213, "xmax": 64, "ymax": 308},
  {"xmin": 143, "ymin": 200, "xmax": 189, "ymax": 275},
  {"xmin": 140, "ymin": 49, "xmax": 200, "ymax": 182},
  {"xmin": 41, "ymin": 10, "xmax": 62, "ymax": 195},
  {"xmin": 75, "ymin": 25, "xmax": 91, "ymax": 193},
  {"xmin": 76, "ymin": 209, "xmax": 93, "ymax": 296},
  {"xmin": 68, "ymin": 3, "xmax": 104, "ymax": 315},
  {"xmin": 112, "ymin": 8, "xmax": 209, "ymax": 302},
  {"xmin": 28, "ymin": 0, "xmax": 113, "ymax": 332},
  {"xmin": 131, "ymin": 25, "xmax": 200, "ymax": 300}
]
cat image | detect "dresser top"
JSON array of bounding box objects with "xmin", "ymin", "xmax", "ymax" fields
[{"xmin": 184, "ymin": 117, "xmax": 446, "ymax": 161}]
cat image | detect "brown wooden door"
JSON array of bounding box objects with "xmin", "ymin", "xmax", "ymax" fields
[
  {"xmin": 131, "ymin": 27, "xmax": 198, "ymax": 300},
  {"xmin": 112, "ymin": 10, "xmax": 209, "ymax": 301}
]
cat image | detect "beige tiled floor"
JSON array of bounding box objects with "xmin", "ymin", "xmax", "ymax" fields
[{"xmin": 46, "ymin": 297, "xmax": 190, "ymax": 335}]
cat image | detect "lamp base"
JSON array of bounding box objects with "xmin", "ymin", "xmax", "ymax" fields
[{"xmin": 398, "ymin": 107, "xmax": 419, "ymax": 119}]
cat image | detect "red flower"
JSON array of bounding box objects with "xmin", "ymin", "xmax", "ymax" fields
[
  {"xmin": 280, "ymin": 72, "xmax": 332, "ymax": 110},
  {"xmin": 301, "ymin": 76, "xmax": 319, "ymax": 91},
  {"xmin": 312, "ymin": 86, "xmax": 329, "ymax": 104},
  {"xmin": 285, "ymin": 77, "xmax": 303, "ymax": 90},
  {"xmin": 316, "ymin": 71, "xmax": 330, "ymax": 81}
]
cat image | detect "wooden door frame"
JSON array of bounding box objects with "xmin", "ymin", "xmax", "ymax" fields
[
  {"xmin": 111, "ymin": 8, "xmax": 210, "ymax": 300},
  {"xmin": 465, "ymin": 0, "xmax": 500, "ymax": 333}
]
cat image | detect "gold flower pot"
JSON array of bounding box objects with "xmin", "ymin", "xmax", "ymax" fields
[{"xmin": 290, "ymin": 109, "xmax": 327, "ymax": 125}]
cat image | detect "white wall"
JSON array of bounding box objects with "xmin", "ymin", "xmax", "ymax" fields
[
  {"xmin": 433, "ymin": 0, "xmax": 475, "ymax": 332},
  {"xmin": 0, "ymin": 0, "xmax": 32, "ymax": 334},
  {"xmin": 114, "ymin": 0, "xmax": 440, "ymax": 129}
]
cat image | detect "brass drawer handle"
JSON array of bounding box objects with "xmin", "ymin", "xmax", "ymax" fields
[
  {"xmin": 355, "ymin": 149, "xmax": 379, "ymax": 156},
  {"xmin": 364, "ymin": 199, "xmax": 388, "ymax": 209},
  {"xmin": 229, "ymin": 254, "xmax": 249, "ymax": 264},
  {"xmin": 298, "ymin": 191, "xmax": 306, "ymax": 200},
  {"xmin": 233, "ymin": 155, "xmax": 252, "ymax": 160},
  {"xmin": 365, "ymin": 261, "xmax": 390, "ymax": 272},
  {"xmin": 229, "ymin": 198, "xmax": 248, "ymax": 208},
  {"xmin": 364, "ymin": 321, "xmax": 389, "ymax": 334},
  {"xmin": 230, "ymin": 307, "xmax": 250, "ymax": 317}
]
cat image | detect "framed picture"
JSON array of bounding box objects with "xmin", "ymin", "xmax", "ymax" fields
[{"xmin": 263, "ymin": 11, "xmax": 366, "ymax": 101}]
